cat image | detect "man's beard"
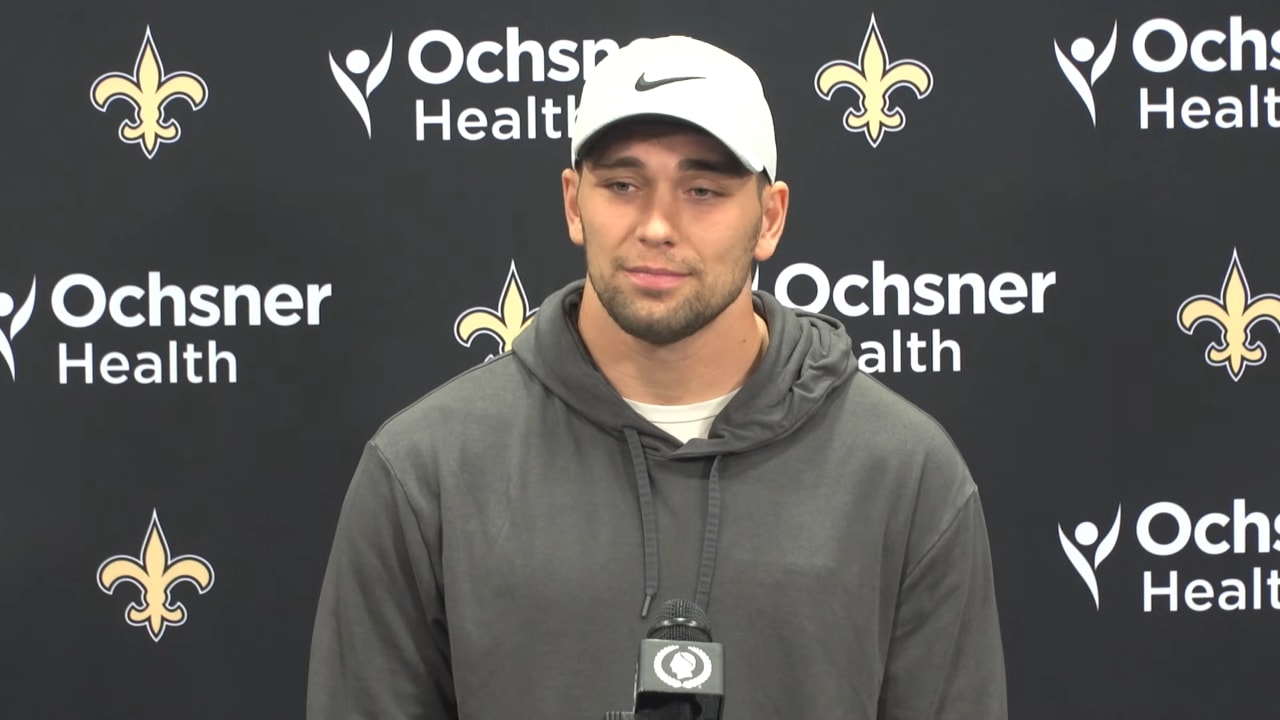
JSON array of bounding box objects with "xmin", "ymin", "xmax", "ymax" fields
[{"xmin": 584, "ymin": 221, "xmax": 759, "ymax": 346}]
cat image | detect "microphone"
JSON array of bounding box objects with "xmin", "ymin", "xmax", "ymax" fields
[{"xmin": 632, "ymin": 599, "xmax": 724, "ymax": 719}]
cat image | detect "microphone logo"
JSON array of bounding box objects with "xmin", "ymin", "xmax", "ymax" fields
[
  {"xmin": 1058, "ymin": 506, "xmax": 1122, "ymax": 610},
  {"xmin": 654, "ymin": 645, "xmax": 714, "ymax": 689}
]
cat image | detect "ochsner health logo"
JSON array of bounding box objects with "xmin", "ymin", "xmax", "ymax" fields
[
  {"xmin": 1054, "ymin": 22, "xmax": 1118, "ymax": 126},
  {"xmin": 0, "ymin": 277, "xmax": 37, "ymax": 381},
  {"xmin": 329, "ymin": 34, "xmax": 394, "ymax": 138},
  {"xmin": 1056, "ymin": 17, "xmax": 1280, "ymax": 130},
  {"xmin": 329, "ymin": 26, "xmax": 619, "ymax": 143},
  {"xmin": 1062, "ymin": 499, "xmax": 1280, "ymax": 614},
  {"xmin": 1059, "ymin": 506, "xmax": 1122, "ymax": 609},
  {"xmin": 1, "ymin": 271, "xmax": 331, "ymax": 386}
]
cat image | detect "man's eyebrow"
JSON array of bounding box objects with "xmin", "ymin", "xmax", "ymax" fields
[
  {"xmin": 588, "ymin": 155, "xmax": 644, "ymax": 170},
  {"xmin": 678, "ymin": 157, "xmax": 746, "ymax": 176},
  {"xmin": 588, "ymin": 155, "xmax": 745, "ymax": 175}
]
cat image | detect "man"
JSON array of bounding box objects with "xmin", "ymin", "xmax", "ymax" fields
[{"xmin": 307, "ymin": 35, "xmax": 1007, "ymax": 719}]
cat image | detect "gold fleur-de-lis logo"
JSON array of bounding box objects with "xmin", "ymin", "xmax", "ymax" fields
[
  {"xmin": 814, "ymin": 15, "xmax": 933, "ymax": 147},
  {"xmin": 1178, "ymin": 249, "xmax": 1280, "ymax": 381},
  {"xmin": 97, "ymin": 510, "xmax": 215, "ymax": 641},
  {"xmin": 90, "ymin": 27, "xmax": 208, "ymax": 158},
  {"xmin": 454, "ymin": 261, "xmax": 537, "ymax": 361}
]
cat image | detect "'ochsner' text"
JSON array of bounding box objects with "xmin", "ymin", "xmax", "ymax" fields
[
  {"xmin": 50, "ymin": 272, "xmax": 331, "ymax": 384},
  {"xmin": 410, "ymin": 27, "xmax": 618, "ymax": 141},
  {"xmin": 1138, "ymin": 500, "xmax": 1280, "ymax": 612},
  {"xmin": 1133, "ymin": 17, "xmax": 1280, "ymax": 130},
  {"xmin": 754, "ymin": 261, "xmax": 1057, "ymax": 375}
]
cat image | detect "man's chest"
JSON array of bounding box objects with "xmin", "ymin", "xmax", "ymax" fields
[{"xmin": 436, "ymin": 447, "xmax": 905, "ymax": 646}]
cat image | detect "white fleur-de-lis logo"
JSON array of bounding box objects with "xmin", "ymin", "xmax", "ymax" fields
[
  {"xmin": 1178, "ymin": 249, "xmax": 1280, "ymax": 381},
  {"xmin": 97, "ymin": 510, "xmax": 215, "ymax": 641},
  {"xmin": 454, "ymin": 261, "xmax": 537, "ymax": 361},
  {"xmin": 90, "ymin": 27, "xmax": 209, "ymax": 158},
  {"xmin": 815, "ymin": 15, "xmax": 933, "ymax": 147}
]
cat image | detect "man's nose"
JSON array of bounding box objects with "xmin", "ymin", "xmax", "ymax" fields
[{"xmin": 637, "ymin": 191, "xmax": 679, "ymax": 246}]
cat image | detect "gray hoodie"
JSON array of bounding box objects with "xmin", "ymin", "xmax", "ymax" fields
[{"xmin": 307, "ymin": 280, "xmax": 1008, "ymax": 719}]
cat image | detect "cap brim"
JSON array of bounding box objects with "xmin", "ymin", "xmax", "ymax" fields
[{"xmin": 573, "ymin": 112, "xmax": 767, "ymax": 180}]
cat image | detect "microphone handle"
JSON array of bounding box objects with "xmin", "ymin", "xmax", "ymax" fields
[{"xmin": 635, "ymin": 705, "xmax": 697, "ymax": 720}]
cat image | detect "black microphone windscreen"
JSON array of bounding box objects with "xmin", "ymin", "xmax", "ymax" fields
[{"xmin": 646, "ymin": 599, "xmax": 712, "ymax": 643}]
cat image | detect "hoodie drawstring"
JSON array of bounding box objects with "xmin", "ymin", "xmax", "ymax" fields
[
  {"xmin": 624, "ymin": 428, "xmax": 660, "ymax": 618},
  {"xmin": 623, "ymin": 428, "xmax": 723, "ymax": 620},
  {"xmin": 695, "ymin": 455, "xmax": 722, "ymax": 613}
]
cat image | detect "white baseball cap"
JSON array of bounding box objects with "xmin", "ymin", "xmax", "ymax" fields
[{"xmin": 570, "ymin": 36, "xmax": 777, "ymax": 180}]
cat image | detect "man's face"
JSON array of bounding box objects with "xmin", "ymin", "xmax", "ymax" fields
[{"xmin": 563, "ymin": 122, "xmax": 783, "ymax": 346}]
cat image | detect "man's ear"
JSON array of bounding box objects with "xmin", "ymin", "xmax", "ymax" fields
[
  {"xmin": 753, "ymin": 179, "xmax": 789, "ymax": 262},
  {"xmin": 563, "ymin": 168, "xmax": 584, "ymax": 247}
]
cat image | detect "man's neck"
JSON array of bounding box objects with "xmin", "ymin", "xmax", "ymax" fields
[{"xmin": 576, "ymin": 282, "xmax": 769, "ymax": 406}]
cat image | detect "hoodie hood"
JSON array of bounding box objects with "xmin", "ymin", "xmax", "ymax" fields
[
  {"xmin": 513, "ymin": 279, "xmax": 858, "ymax": 458},
  {"xmin": 511, "ymin": 279, "xmax": 858, "ymax": 618}
]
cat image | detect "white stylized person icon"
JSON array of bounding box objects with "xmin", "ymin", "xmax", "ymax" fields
[
  {"xmin": 669, "ymin": 651, "xmax": 697, "ymax": 681},
  {"xmin": 328, "ymin": 33, "xmax": 394, "ymax": 138},
  {"xmin": 0, "ymin": 278, "xmax": 37, "ymax": 382},
  {"xmin": 1058, "ymin": 506, "xmax": 1122, "ymax": 610},
  {"xmin": 1053, "ymin": 22, "xmax": 1117, "ymax": 126}
]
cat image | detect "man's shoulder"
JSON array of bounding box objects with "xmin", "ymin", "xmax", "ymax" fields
[
  {"xmin": 834, "ymin": 371, "xmax": 965, "ymax": 462},
  {"xmin": 824, "ymin": 371, "xmax": 978, "ymax": 505},
  {"xmin": 367, "ymin": 353, "xmax": 536, "ymax": 460},
  {"xmin": 825, "ymin": 373, "xmax": 981, "ymax": 540}
]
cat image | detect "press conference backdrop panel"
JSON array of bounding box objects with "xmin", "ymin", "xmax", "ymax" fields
[{"xmin": 3, "ymin": 0, "xmax": 1279, "ymax": 717}]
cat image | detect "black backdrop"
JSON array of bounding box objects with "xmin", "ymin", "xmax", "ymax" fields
[{"xmin": 3, "ymin": 0, "xmax": 1280, "ymax": 717}]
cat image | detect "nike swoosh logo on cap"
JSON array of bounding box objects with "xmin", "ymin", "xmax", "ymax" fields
[{"xmin": 634, "ymin": 73, "xmax": 706, "ymax": 91}]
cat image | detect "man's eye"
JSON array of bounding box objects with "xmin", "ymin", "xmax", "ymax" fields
[
  {"xmin": 690, "ymin": 187, "xmax": 719, "ymax": 198},
  {"xmin": 611, "ymin": 181, "xmax": 634, "ymax": 192}
]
